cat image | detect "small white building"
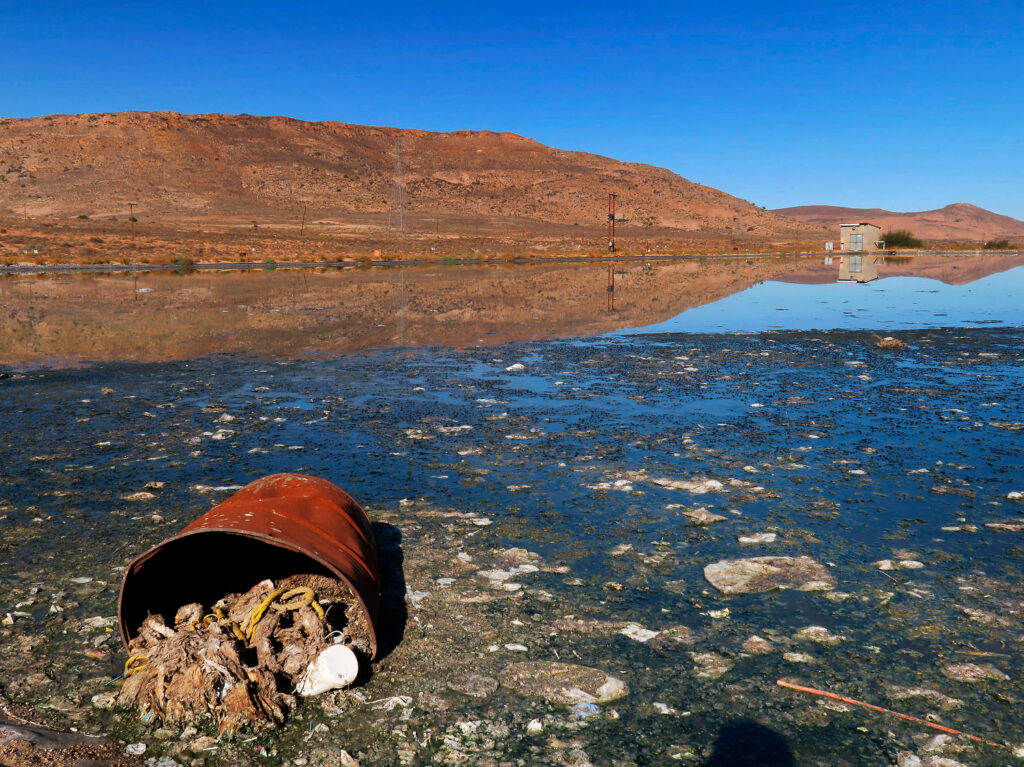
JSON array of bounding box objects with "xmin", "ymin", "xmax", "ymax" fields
[{"xmin": 840, "ymin": 223, "xmax": 883, "ymax": 252}]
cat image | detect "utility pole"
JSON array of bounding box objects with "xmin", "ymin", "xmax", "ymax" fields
[
  {"xmin": 387, "ymin": 136, "xmax": 407, "ymax": 237},
  {"xmin": 607, "ymin": 193, "xmax": 617, "ymax": 252},
  {"xmin": 128, "ymin": 203, "xmax": 136, "ymax": 240},
  {"xmin": 299, "ymin": 205, "xmax": 307, "ymax": 240}
]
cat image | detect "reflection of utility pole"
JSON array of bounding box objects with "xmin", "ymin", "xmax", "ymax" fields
[
  {"xmin": 607, "ymin": 193, "xmax": 617, "ymax": 252},
  {"xmin": 607, "ymin": 264, "xmax": 615, "ymax": 311}
]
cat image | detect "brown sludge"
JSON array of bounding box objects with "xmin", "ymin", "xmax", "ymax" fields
[{"xmin": 117, "ymin": 574, "xmax": 370, "ymax": 735}]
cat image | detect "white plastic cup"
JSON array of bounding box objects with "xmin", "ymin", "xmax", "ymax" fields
[{"xmin": 296, "ymin": 644, "xmax": 360, "ymax": 696}]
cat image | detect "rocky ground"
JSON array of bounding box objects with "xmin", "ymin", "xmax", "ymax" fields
[{"xmin": 0, "ymin": 327, "xmax": 1022, "ymax": 765}]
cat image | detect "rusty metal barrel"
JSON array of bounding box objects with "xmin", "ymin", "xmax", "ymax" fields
[{"xmin": 118, "ymin": 473, "xmax": 380, "ymax": 658}]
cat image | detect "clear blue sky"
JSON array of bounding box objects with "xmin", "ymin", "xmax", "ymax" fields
[{"xmin": 3, "ymin": 1, "xmax": 1023, "ymax": 217}]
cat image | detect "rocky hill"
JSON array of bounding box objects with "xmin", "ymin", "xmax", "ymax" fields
[
  {"xmin": 0, "ymin": 111, "xmax": 813, "ymax": 239},
  {"xmin": 774, "ymin": 203, "xmax": 1024, "ymax": 242}
]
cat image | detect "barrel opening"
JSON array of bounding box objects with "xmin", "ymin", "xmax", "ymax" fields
[{"xmin": 119, "ymin": 531, "xmax": 338, "ymax": 644}]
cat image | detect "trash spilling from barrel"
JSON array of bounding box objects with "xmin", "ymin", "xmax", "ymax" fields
[{"xmin": 115, "ymin": 473, "xmax": 381, "ymax": 734}]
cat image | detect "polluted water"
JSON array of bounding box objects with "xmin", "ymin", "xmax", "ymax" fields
[{"xmin": 0, "ymin": 256, "xmax": 1023, "ymax": 766}]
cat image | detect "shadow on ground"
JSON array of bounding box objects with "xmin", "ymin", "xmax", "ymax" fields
[
  {"xmin": 371, "ymin": 522, "xmax": 407, "ymax": 661},
  {"xmin": 705, "ymin": 719, "xmax": 795, "ymax": 767}
]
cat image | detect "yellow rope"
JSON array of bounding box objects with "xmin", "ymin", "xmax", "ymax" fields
[
  {"xmin": 238, "ymin": 586, "xmax": 325, "ymax": 642},
  {"xmin": 125, "ymin": 653, "xmax": 149, "ymax": 677}
]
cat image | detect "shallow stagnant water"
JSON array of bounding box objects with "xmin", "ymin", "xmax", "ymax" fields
[{"xmin": 1, "ymin": 258, "xmax": 1023, "ymax": 766}]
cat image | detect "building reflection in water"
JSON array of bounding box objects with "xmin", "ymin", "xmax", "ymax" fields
[{"xmin": 837, "ymin": 253, "xmax": 881, "ymax": 283}]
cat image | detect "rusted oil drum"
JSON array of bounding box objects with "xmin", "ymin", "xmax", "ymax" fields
[{"xmin": 118, "ymin": 473, "xmax": 380, "ymax": 658}]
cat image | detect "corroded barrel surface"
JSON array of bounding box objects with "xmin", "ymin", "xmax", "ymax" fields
[{"xmin": 118, "ymin": 473, "xmax": 380, "ymax": 658}]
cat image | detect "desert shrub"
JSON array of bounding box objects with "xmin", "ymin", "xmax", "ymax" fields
[
  {"xmin": 884, "ymin": 229, "xmax": 924, "ymax": 248},
  {"xmin": 983, "ymin": 239, "xmax": 1014, "ymax": 250}
]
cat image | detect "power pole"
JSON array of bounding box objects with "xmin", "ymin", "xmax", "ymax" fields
[
  {"xmin": 128, "ymin": 202, "xmax": 136, "ymax": 240},
  {"xmin": 300, "ymin": 205, "xmax": 307, "ymax": 240},
  {"xmin": 607, "ymin": 193, "xmax": 617, "ymax": 252},
  {"xmin": 387, "ymin": 136, "xmax": 407, "ymax": 237}
]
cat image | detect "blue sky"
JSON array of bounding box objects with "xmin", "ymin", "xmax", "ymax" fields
[{"xmin": 3, "ymin": 1, "xmax": 1023, "ymax": 216}]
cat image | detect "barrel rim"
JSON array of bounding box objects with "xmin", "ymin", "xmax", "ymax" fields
[{"xmin": 117, "ymin": 526, "xmax": 379, "ymax": 658}]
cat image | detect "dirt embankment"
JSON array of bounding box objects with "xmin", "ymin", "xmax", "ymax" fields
[{"xmin": 0, "ymin": 111, "xmax": 828, "ymax": 264}]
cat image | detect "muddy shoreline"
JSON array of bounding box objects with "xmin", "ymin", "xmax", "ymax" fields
[{"xmin": 1, "ymin": 327, "xmax": 1022, "ymax": 765}]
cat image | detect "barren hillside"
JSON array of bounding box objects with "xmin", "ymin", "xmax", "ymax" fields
[
  {"xmin": 774, "ymin": 203, "xmax": 1024, "ymax": 242},
  {"xmin": 0, "ymin": 111, "xmax": 812, "ymax": 239}
]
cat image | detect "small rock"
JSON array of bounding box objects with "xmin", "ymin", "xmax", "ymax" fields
[
  {"xmin": 738, "ymin": 533, "xmax": 777, "ymax": 544},
  {"xmin": 338, "ymin": 751, "xmax": 360, "ymax": 767},
  {"xmin": 498, "ymin": 661, "xmax": 628, "ymax": 704},
  {"xmin": 896, "ymin": 753, "xmax": 922, "ymax": 767},
  {"xmin": 704, "ymin": 556, "xmax": 835, "ymax": 594},
  {"xmin": 783, "ymin": 652, "xmax": 815, "ymax": 663},
  {"xmin": 741, "ymin": 635, "xmax": 774, "ymax": 654},
  {"xmin": 692, "ymin": 652, "xmax": 733, "ymax": 679},
  {"xmin": 619, "ymin": 623, "xmax": 659, "ymax": 643},
  {"xmin": 187, "ymin": 736, "xmax": 217, "ymax": 752},
  {"xmin": 526, "ymin": 718, "xmax": 544, "ymax": 734},
  {"xmin": 683, "ymin": 507, "xmax": 727, "ymax": 525},
  {"xmin": 125, "ymin": 743, "xmax": 147, "ymax": 756},
  {"xmin": 123, "ymin": 492, "xmax": 156, "ymax": 501},
  {"xmin": 793, "ymin": 626, "xmax": 844, "ymax": 645},
  {"xmin": 941, "ymin": 663, "xmax": 1009, "ymax": 682},
  {"xmin": 91, "ymin": 691, "xmax": 117, "ymax": 709}
]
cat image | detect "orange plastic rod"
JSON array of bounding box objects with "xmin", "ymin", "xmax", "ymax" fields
[{"xmin": 776, "ymin": 680, "xmax": 1007, "ymax": 750}]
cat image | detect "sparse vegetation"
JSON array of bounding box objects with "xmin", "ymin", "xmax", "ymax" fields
[
  {"xmin": 873, "ymin": 335, "xmax": 906, "ymax": 350},
  {"xmin": 883, "ymin": 229, "xmax": 924, "ymax": 248},
  {"xmin": 983, "ymin": 238, "xmax": 1014, "ymax": 250}
]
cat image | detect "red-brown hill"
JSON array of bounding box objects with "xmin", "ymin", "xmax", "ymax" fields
[
  {"xmin": 0, "ymin": 111, "xmax": 811, "ymax": 238},
  {"xmin": 774, "ymin": 203, "xmax": 1024, "ymax": 242}
]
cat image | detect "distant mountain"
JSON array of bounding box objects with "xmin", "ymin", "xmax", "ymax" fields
[
  {"xmin": 774, "ymin": 203, "xmax": 1024, "ymax": 242},
  {"xmin": 0, "ymin": 111, "xmax": 811, "ymax": 237}
]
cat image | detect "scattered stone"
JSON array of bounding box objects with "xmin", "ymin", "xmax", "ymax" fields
[
  {"xmin": 526, "ymin": 719, "xmax": 544, "ymax": 734},
  {"xmin": 498, "ymin": 661, "xmax": 628, "ymax": 704},
  {"xmin": 448, "ymin": 673, "xmax": 499, "ymax": 699},
  {"xmin": 704, "ymin": 556, "xmax": 835, "ymax": 594},
  {"xmin": 884, "ymin": 685, "xmax": 963, "ymax": 709},
  {"xmin": 941, "ymin": 663, "xmax": 1009, "ymax": 682},
  {"xmin": 125, "ymin": 742, "xmax": 147, "ymax": 755},
  {"xmin": 619, "ymin": 623, "xmax": 659, "ymax": 643},
  {"xmin": 186, "ymin": 735, "xmax": 217, "ymax": 752},
  {"xmin": 654, "ymin": 478, "xmax": 725, "ymax": 494},
  {"xmin": 738, "ymin": 532, "xmax": 777, "ymax": 544},
  {"xmin": 741, "ymin": 635, "xmax": 774, "ymax": 654},
  {"xmin": 338, "ymin": 750, "xmax": 361, "ymax": 767},
  {"xmin": 682, "ymin": 507, "xmax": 727, "ymax": 525},
  {"xmin": 874, "ymin": 559, "xmax": 925, "ymax": 570},
  {"xmin": 793, "ymin": 626, "xmax": 844, "ymax": 645},
  {"xmin": 691, "ymin": 652, "xmax": 733, "ymax": 679},
  {"xmin": 91, "ymin": 691, "xmax": 118, "ymax": 709},
  {"xmin": 124, "ymin": 491, "xmax": 156, "ymax": 501},
  {"xmin": 783, "ymin": 652, "xmax": 815, "ymax": 663}
]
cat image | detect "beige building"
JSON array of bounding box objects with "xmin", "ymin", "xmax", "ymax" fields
[{"xmin": 840, "ymin": 222, "xmax": 883, "ymax": 252}]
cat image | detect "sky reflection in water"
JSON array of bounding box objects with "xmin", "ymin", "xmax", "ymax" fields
[{"xmin": 623, "ymin": 265, "xmax": 1024, "ymax": 334}]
